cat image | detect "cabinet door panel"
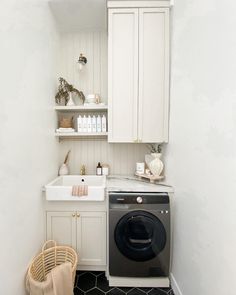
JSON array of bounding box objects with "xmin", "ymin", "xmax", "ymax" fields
[
  {"xmin": 77, "ymin": 212, "xmax": 106, "ymax": 266},
  {"xmin": 108, "ymin": 8, "xmax": 139, "ymax": 142},
  {"xmin": 46, "ymin": 212, "xmax": 76, "ymax": 249},
  {"xmin": 138, "ymin": 8, "xmax": 169, "ymax": 143}
]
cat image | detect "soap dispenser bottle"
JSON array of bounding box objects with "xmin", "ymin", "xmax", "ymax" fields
[
  {"xmin": 96, "ymin": 162, "xmax": 102, "ymax": 175},
  {"xmin": 96, "ymin": 115, "xmax": 102, "ymax": 133}
]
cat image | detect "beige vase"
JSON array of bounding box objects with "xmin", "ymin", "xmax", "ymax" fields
[
  {"xmin": 59, "ymin": 163, "xmax": 69, "ymax": 176},
  {"xmin": 145, "ymin": 153, "xmax": 164, "ymax": 176}
]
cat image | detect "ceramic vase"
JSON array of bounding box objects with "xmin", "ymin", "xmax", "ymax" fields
[
  {"xmin": 145, "ymin": 153, "xmax": 164, "ymax": 176},
  {"xmin": 66, "ymin": 92, "xmax": 75, "ymax": 106},
  {"xmin": 59, "ymin": 163, "xmax": 69, "ymax": 176}
]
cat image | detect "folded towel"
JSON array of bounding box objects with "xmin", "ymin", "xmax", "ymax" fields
[
  {"xmin": 26, "ymin": 262, "xmax": 73, "ymax": 295},
  {"xmin": 56, "ymin": 128, "xmax": 75, "ymax": 133},
  {"xmin": 72, "ymin": 185, "xmax": 88, "ymax": 196},
  {"xmin": 51, "ymin": 262, "xmax": 73, "ymax": 295}
]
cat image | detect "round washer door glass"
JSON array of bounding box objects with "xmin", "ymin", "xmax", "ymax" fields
[{"xmin": 115, "ymin": 210, "xmax": 166, "ymax": 261}]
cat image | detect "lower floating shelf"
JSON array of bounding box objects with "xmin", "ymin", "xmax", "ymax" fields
[{"xmin": 55, "ymin": 132, "xmax": 108, "ymax": 140}]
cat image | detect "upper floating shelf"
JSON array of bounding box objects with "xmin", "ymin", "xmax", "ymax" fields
[{"xmin": 54, "ymin": 105, "xmax": 108, "ymax": 112}]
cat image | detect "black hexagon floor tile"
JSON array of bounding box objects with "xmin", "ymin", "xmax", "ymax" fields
[
  {"xmin": 77, "ymin": 272, "xmax": 96, "ymax": 292},
  {"xmin": 127, "ymin": 288, "xmax": 146, "ymax": 295},
  {"xmin": 117, "ymin": 287, "xmax": 133, "ymax": 293},
  {"xmin": 90, "ymin": 271, "xmax": 104, "ymax": 277},
  {"xmin": 148, "ymin": 288, "xmax": 168, "ymax": 295},
  {"xmin": 97, "ymin": 272, "xmax": 113, "ymax": 292},
  {"xmin": 107, "ymin": 288, "xmax": 126, "ymax": 295},
  {"xmin": 86, "ymin": 288, "xmax": 104, "ymax": 295},
  {"xmin": 73, "ymin": 287, "xmax": 84, "ymax": 295},
  {"xmin": 74, "ymin": 271, "xmax": 174, "ymax": 295}
]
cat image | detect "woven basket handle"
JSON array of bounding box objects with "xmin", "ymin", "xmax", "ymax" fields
[{"xmin": 42, "ymin": 240, "xmax": 57, "ymax": 252}]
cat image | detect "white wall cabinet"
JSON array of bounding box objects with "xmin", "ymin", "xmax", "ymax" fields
[
  {"xmin": 108, "ymin": 5, "xmax": 170, "ymax": 143},
  {"xmin": 46, "ymin": 211, "xmax": 106, "ymax": 268}
]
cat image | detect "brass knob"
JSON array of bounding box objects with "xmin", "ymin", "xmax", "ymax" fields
[
  {"xmin": 76, "ymin": 213, "xmax": 80, "ymax": 218},
  {"xmin": 72, "ymin": 213, "xmax": 76, "ymax": 217}
]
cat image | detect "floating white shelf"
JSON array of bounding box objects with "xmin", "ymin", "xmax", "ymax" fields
[
  {"xmin": 54, "ymin": 105, "xmax": 108, "ymax": 111},
  {"xmin": 55, "ymin": 132, "xmax": 108, "ymax": 139}
]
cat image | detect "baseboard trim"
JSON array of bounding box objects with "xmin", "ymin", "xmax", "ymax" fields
[
  {"xmin": 170, "ymin": 273, "xmax": 183, "ymax": 295},
  {"xmin": 109, "ymin": 276, "xmax": 169, "ymax": 288}
]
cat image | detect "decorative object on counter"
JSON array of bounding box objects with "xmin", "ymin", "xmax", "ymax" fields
[
  {"xmin": 145, "ymin": 143, "xmax": 164, "ymax": 177},
  {"xmin": 135, "ymin": 172, "xmax": 164, "ymax": 183},
  {"xmin": 78, "ymin": 53, "xmax": 87, "ymax": 70},
  {"xmin": 59, "ymin": 116, "xmax": 74, "ymax": 128},
  {"xmin": 146, "ymin": 143, "xmax": 162, "ymax": 154},
  {"xmin": 58, "ymin": 150, "xmax": 70, "ymax": 176},
  {"xmin": 136, "ymin": 162, "xmax": 145, "ymax": 175},
  {"xmin": 55, "ymin": 77, "xmax": 85, "ymax": 105},
  {"xmin": 96, "ymin": 162, "xmax": 102, "ymax": 175},
  {"xmin": 145, "ymin": 168, "xmax": 152, "ymax": 175},
  {"xmin": 80, "ymin": 165, "xmax": 86, "ymax": 175},
  {"xmin": 102, "ymin": 164, "xmax": 109, "ymax": 176}
]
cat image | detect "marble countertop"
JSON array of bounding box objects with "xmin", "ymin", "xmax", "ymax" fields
[{"xmin": 106, "ymin": 175, "xmax": 174, "ymax": 193}]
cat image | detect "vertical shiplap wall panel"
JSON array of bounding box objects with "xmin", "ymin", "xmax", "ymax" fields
[
  {"xmin": 58, "ymin": 31, "xmax": 147, "ymax": 175},
  {"xmin": 59, "ymin": 141, "xmax": 148, "ymax": 175},
  {"xmin": 60, "ymin": 31, "xmax": 108, "ymax": 101}
]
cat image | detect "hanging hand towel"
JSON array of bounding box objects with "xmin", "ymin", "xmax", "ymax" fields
[
  {"xmin": 72, "ymin": 185, "xmax": 88, "ymax": 196},
  {"xmin": 51, "ymin": 262, "xmax": 73, "ymax": 295}
]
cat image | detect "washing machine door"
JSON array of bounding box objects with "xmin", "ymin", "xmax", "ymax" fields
[{"xmin": 115, "ymin": 210, "xmax": 166, "ymax": 262}]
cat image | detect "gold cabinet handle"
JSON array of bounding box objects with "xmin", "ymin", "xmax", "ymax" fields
[
  {"xmin": 72, "ymin": 213, "xmax": 76, "ymax": 217},
  {"xmin": 76, "ymin": 213, "xmax": 80, "ymax": 218}
]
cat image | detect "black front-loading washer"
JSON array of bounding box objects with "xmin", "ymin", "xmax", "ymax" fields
[{"xmin": 109, "ymin": 192, "xmax": 170, "ymax": 277}]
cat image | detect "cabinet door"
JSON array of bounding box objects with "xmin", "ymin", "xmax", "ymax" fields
[
  {"xmin": 138, "ymin": 8, "xmax": 170, "ymax": 143},
  {"xmin": 77, "ymin": 212, "xmax": 106, "ymax": 266},
  {"xmin": 108, "ymin": 8, "xmax": 139, "ymax": 142},
  {"xmin": 46, "ymin": 211, "xmax": 76, "ymax": 249}
]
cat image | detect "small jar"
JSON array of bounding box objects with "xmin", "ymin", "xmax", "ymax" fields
[
  {"xmin": 136, "ymin": 162, "xmax": 145, "ymax": 174},
  {"xmin": 102, "ymin": 164, "xmax": 109, "ymax": 176}
]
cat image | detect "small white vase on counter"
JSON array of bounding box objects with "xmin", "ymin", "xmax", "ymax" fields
[
  {"xmin": 145, "ymin": 153, "xmax": 164, "ymax": 176},
  {"xmin": 59, "ymin": 163, "xmax": 69, "ymax": 176}
]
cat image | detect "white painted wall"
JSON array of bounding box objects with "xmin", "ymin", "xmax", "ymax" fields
[
  {"xmin": 0, "ymin": 1, "xmax": 59, "ymax": 294},
  {"xmin": 166, "ymin": 1, "xmax": 236, "ymax": 294}
]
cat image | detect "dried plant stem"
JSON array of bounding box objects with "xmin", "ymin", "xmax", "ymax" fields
[{"xmin": 64, "ymin": 150, "xmax": 71, "ymax": 164}]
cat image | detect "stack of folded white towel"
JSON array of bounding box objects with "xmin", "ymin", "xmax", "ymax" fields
[{"xmin": 56, "ymin": 128, "xmax": 75, "ymax": 133}]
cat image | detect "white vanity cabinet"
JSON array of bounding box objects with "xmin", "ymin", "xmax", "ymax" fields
[
  {"xmin": 108, "ymin": 2, "xmax": 170, "ymax": 143},
  {"xmin": 46, "ymin": 210, "xmax": 106, "ymax": 270}
]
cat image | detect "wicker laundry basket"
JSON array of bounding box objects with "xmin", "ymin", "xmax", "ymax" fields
[{"xmin": 27, "ymin": 240, "xmax": 78, "ymax": 284}]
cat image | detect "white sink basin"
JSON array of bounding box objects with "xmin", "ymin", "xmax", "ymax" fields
[{"xmin": 45, "ymin": 175, "xmax": 106, "ymax": 201}]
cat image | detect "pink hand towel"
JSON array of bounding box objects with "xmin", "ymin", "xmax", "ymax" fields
[{"xmin": 72, "ymin": 185, "xmax": 88, "ymax": 196}]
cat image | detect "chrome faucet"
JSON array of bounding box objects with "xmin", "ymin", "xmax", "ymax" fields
[{"xmin": 80, "ymin": 165, "xmax": 86, "ymax": 175}]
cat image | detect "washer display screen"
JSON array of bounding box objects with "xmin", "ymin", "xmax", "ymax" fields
[{"xmin": 114, "ymin": 210, "xmax": 166, "ymax": 261}]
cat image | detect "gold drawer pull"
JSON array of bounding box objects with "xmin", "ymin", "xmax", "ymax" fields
[
  {"xmin": 76, "ymin": 213, "xmax": 80, "ymax": 218},
  {"xmin": 72, "ymin": 213, "xmax": 76, "ymax": 217}
]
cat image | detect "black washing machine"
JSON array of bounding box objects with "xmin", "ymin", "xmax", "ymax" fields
[{"xmin": 109, "ymin": 192, "xmax": 170, "ymax": 277}]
